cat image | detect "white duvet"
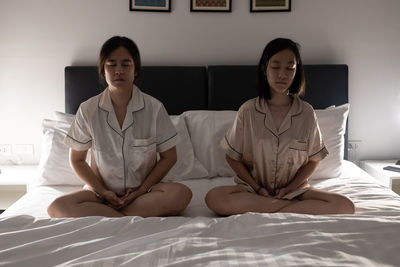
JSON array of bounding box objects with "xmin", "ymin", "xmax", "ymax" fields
[
  {"xmin": 1, "ymin": 212, "xmax": 400, "ymax": 267},
  {"xmin": 1, "ymin": 161, "xmax": 400, "ymax": 266}
]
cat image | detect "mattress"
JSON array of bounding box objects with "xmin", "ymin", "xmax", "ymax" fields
[
  {"xmin": 2, "ymin": 160, "xmax": 400, "ymax": 219},
  {"xmin": 1, "ymin": 161, "xmax": 400, "ymax": 266}
]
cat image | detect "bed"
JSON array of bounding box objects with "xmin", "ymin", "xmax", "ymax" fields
[{"xmin": 1, "ymin": 65, "xmax": 400, "ymax": 266}]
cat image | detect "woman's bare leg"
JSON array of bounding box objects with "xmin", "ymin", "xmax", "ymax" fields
[
  {"xmin": 206, "ymin": 186, "xmax": 355, "ymax": 216},
  {"xmin": 47, "ymin": 190, "xmax": 124, "ymax": 218},
  {"xmin": 121, "ymin": 182, "xmax": 192, "ymax": 217},
  {"xmin": 278, "ymin": 188, "xmax": 355, "ymax": 214},
  {"xmin": 205, "ymin": 185, "xmax": 293, "ymax": 216}
]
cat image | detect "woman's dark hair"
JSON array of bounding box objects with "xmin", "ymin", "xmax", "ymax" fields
[
  {"xmin": 98, "ymin": 36, "xmax": 141, "ymax": 82},
  {"xmin": 257, "ymin": 38, "xmax": 305, "ymax": 100}
]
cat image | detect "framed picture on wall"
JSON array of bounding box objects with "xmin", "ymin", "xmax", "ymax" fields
[
  {"xmin": 250, "ymin": 0, "xmax": 291, "ymax": 12},
  {"xmin": 130, "ymin": 0, "xmax": 171, "ymax": 12},
  {"xmin": 191, "ymin": 0, "xmax": 232, "ymax": 12}
]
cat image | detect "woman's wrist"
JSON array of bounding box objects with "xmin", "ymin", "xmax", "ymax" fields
[
  {"xmin": 255, "ymin": 185, "xmax": 262, "ymax": 194},
  {"xmin": 95, "ymin": 187, "xmax": 110, "ymax": 197},
  {"xmin": 139, "ymin": 184, "xmax": 150, "ymax": 194}
]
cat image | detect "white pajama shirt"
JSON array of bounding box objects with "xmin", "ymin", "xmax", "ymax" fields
[{"xmin": 64, "ymin": 85, "xmax": 178, "ymax": 195}]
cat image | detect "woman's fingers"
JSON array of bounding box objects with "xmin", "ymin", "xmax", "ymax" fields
[{"xmin": 258, "ymin": 188, "xmax": 270, "ymax": 197}]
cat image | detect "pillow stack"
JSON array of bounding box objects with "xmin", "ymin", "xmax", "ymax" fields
[{"xmin": 34, "ymin": 104, "xmax": 349, "ymax": 187}]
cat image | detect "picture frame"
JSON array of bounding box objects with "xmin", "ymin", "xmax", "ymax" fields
[
  {"xmin": 250, "ymin": 0, "xmax": 291, "ymax": 12},
  {"xmin": 190, "ymin": 0, "xmax": 232, "ymax": 12},
  {"xmin": 130, "ymin": 0, "xmax": 171, "ymax": 12}
]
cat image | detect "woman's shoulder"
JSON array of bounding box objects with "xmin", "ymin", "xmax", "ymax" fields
[
  {"xmin": 139, "ymin": 90, "xmax": 166, "ymax": 113},
  {"xmin": 140, "ymin": 90, "xmax": 163, "ymax": 106},
  {"xmin": 238, "ymin": 97, "xmax": 258, "ymax": 112},
  {"xmin": 78, "ymin": 91, "xmax": 104, "ymax": 112},
  {"xmin": 297, "ymin": 98, "xmax": 315, "ymax": 115},
  {"xmin": 294, "ymin": 98, "xmax": 318, "ymax": 124}
]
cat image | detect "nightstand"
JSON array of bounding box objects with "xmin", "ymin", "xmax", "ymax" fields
[
  {"xmin": 0, "ymin": 165, "xmax": 38, "ymax": 212},
  {"xmin": 361, "ymin": 160, "xmax": 400, "ymax": 195}
]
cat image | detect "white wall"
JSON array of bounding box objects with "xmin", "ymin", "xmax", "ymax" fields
[{"xmin": 0, "ymin": 0, "xmax": 399, "ymax": 163}]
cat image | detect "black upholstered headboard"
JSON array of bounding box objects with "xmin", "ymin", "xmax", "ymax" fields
[
  {"xmin": 207, "ymin": 65, "xmax": 348, "ymax": 110},
  {"xmin": 65, "ymin": 64, "xmax": 348, "ymax": 157},
  {"xmin": 65, "ymin": 66, "xmax": 208, "ymax": 115}
]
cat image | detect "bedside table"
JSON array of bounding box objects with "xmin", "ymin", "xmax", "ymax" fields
[
  {"xmin": 361, "ymin": 160, "xmax": 400, "ymax": 195},
  {"xmin": 0, "ymin": 165, "xmax": 38, "ymax": 211}
]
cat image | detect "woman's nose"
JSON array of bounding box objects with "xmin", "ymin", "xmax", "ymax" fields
[
  {"xmin": 278, "ymin": 69, "xmax": 289, "ymax": 78},
  {"xmin": 278, "ymin": 70, "xmax": 286, "ymax": 78},
  {"xmin": 115, "ymin": 65, "xmax": 124, "ymax": 74}
]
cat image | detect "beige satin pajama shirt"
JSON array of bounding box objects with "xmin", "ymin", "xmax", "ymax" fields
[
  {"xmin": 221, "ymin": 96, "xmax": 328, "ymax": 199},
  {"xmin": 64, "ymin": 85, "xmax": 178, "ymax": 196}
]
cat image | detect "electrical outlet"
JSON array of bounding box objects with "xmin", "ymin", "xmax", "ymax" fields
[
  {"xmin": 0, "ymin": 144, "xmax": 12, "ymax": 155},
  {"xmin": 348, "ymin": 140, "xmax": 362, "ymax": 150},
  {"xmin": 348, "ymin": 140, "xmax": 362, "ymax": 165},
  {"xmin": 14, "ymin": 144, "xmax": 34, "ymax": 155}
]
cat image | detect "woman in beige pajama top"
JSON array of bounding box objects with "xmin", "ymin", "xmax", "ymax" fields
[{"xmin": 205, "ymin": 38, "xmax": 355, "ymax": 215}]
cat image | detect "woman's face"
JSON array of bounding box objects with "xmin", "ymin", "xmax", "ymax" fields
[
  {"xmin": 266, "ymin": 49, "xmax": 297, "ymax": 96},
  {"xmin": 104, "ymin": 46, "xmax": 135, "ymax": 90}
]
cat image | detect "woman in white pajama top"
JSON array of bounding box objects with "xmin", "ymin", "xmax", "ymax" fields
[
  {"xmin": 205, "ymin": 38, "xmax": 355, "ymax": 215},
  {"xmin": 48, "ymin": 36, "xmax": 192, "ymax": 218}
]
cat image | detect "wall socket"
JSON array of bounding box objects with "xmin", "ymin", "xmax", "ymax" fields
[
  {"xmin": 0, "ymin": 144, "xmax": 35, "ymax": 165},
  {"xmin": 348, "ymin": 140, "xmax": 362, "ymax": 150},
  {"xmin": 14, "ymin": 144, "xmax": 34, "ymax": 155},
  {"xmin": 348, "ymin": 140, "xmax": 362, "ymax": 165},
  {"xmin": 0, "ymin": 144, "xmax": 12, "ymax": 155},
  {"xmin": 0, "ymin": 144, "xmax": 35, "ymax": 155}
]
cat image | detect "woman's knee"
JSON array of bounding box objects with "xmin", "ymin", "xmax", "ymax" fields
[
  {"xmin": 176, "ymin": 183, "xmax": 193, "ymax": 206},
  {"xmin": 47, "ymin": 191, "xmax": 91, "ymax": 218},
  {"xmin": 47, "ymin": 200, "xmax": 57, "ymax": 218},
  {"xmin": 47, "ymin": 196, "xmax": 70, "ymax": 218},
  {"xmin": 205, "ymin": 187, "xmax": 220, "ymax": 208},
  {"xmin": 323, "ymin": 193, "xmax": 355, "ymax": 214},
  {"xmin": 205, "ymin": 187, "xmax": 231, "ymax": 215},
  {"xmin": 165, "ymin": 183, "xmax": 192, "ymax": 213},
  {"xmin": 336, "ymin": 195, "xmax": 355, "ymax": 214},
  {"xmin": 304, "ymin": 189, "xmax": 356, "ymax": 214}
]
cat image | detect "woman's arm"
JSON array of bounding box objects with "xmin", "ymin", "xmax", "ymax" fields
[
  {"xmin": 141, "ymin": 146, "xmax": 177, "ymax": 192},
  {"xmin": 69, "ymin": 149, "xmax": 123, "ymax": 207},
  {"xmin": 225, "ymin": 154, "xmax": 270, "ymax": 197},
  {"xmin": 275, "ymin": 158, "xmax": 319, "ymax": 199},
  {"xmin": 120, "ymin": 146, "xmax": 177, "ymax": 206}
]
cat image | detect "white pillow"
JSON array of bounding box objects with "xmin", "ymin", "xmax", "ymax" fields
[
  {"xmin": 54, "ymin": 111, "xmax": 75, "ymax": 124},
  {"xmin": 311, "ymin": 104, "xmax": 349, "ymax": 179},
  {"xmin": 184, "ymin": 105, "xmax": 348, "ymax": 180},
  {"xmin": 35, "ymin": 119, "xmax": 84, "ymax": 186},
  {"xmin": 184, "ymin": 110, "xmax": 237, "ymax": 178},
  {"xmin": 47, "ymin": 105, "xmax": 347, "ymax": 184},
  {"xmin": 163, "ymin": 115, "xmax": 209, "ymax": 180},
  {"xmin": 50, "ymin": 112, "xmax": 208, "ymax": 183}
]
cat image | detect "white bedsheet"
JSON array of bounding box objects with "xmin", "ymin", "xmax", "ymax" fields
[
  {"xmin": 1, "ymin": 212, "xmax": 400, "ymax": 266},
  {"xmin": 2, "ymin": 161, "xmax": 400, "ymax": 218},
  {"xmin": 1, "ymin": 161, "xmax": 400, "ymax": 266}
]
